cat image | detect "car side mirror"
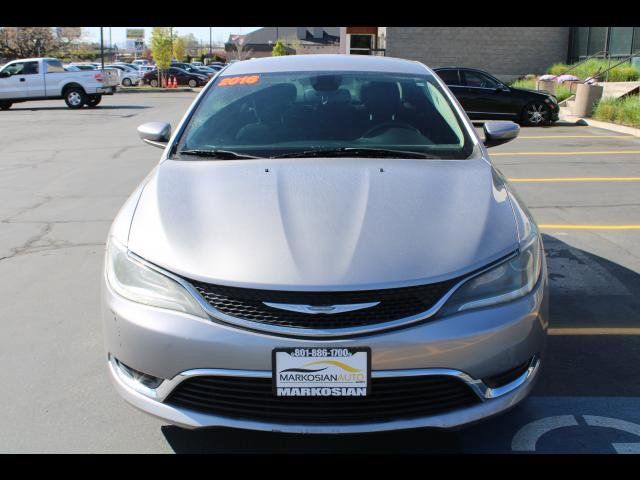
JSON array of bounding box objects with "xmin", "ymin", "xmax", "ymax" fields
[
  {"xmin": 137, "ymin": 122, "xmax": 171, "ymax": 149},
  {"xmin": 0, "ymin": 71, "xmax": 11, "ymax": 78},
  {"xmin": 483, "ymin": 121, "xmax": 519, "ymax": 148},
  {"xmin": 495, "ymin": 84, "xmax": 507, "ymax": 92}
]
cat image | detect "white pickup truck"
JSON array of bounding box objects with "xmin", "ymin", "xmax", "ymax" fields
[{"xmin": 0, "ymin": 57, "xmax": 119, "ymax": 110}]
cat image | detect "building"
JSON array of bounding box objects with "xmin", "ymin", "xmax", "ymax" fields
[
  {"xmin": 225, "ymin": 27, "xmax": 341, "ymax": 59},
  {"xmin": 340, "ymin": 27, "xmax": 640, "ymax": 81}
]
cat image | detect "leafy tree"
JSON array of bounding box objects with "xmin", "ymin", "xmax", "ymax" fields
[
  {"xmin": 150, "ymin": 27, "xmax": 173, "ymax": 87},
  {"xmin": 0, "ymin": 27, "xmax": 56, "ymax": 59},
  {"xmin": 271, "ymin": 40, "xmax": 286, "ymax": 56},
  {"xmin": 173, "ymin": 36, "xmax": 187, "ymax": 62}
]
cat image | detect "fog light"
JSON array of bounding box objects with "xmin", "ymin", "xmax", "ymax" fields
[{"xmin": 111, "ymin": 356, "xmax": 164, "ymax": 398}]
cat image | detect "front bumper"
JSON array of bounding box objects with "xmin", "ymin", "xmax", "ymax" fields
[
  {"xmin": 102, "ymin": 267, "xmax": 547, "ymax": 431},
  {"xmin": 108, "ymin": 354, "xmax": 541, "ymax": 433}
]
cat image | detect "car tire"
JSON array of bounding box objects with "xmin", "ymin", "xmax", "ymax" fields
[
  {"xmin": 64, "ymin": 86, "xmax": 87, "ymax": 109},
  {"xmin": 188, "ymin": 79, "xmax": 197, "ymax": 88},
  {"xmin": 86, "ymin": 95, "xmax": 102, "ymax": 108},
  {"xmin": 521, "ymin": 101, "xmax": 551, "ymax": 126},
  {"xmin": 150, "ymin": 79, "xmax": 159, "ymax": 88},
  {"xmin": 0, "ymin": 101, "xmax": 12, "ymax": 111},
  {"xmin": 122, "ymin": 77, "xmax": 132, "ymax": 87}
]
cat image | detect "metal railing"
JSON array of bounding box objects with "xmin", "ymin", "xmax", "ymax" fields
[{"xmin": 583, "ymin": 50, "xmax": 640, "ymax": 83}]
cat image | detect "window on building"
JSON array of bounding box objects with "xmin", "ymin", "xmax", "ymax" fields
[
  {"xmin": 588, "ymin": 27, "xmax": 607, "ymax": 55},
  {"xmin": 633, "ymin": 27, "xmax": 640, "ymax": 53},
  {"xmin": 609, "ymin": 27, "xmax": 634, "ymax": 57},
  {"xmin": 349, "ymin": 34, "xmax": 373, "ymax": 55},
  {"xmin": 573, "ymin": 27, "xmax": 589, "ymax": 60}
]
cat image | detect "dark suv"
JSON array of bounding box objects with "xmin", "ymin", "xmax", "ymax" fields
[{"xmin": 434, "ymin": 67, "xmax": 559, "ymax": 126}]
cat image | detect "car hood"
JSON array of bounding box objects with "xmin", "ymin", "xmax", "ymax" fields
[
  {"xmin": 511, "ymin": 86, "xmax": 554, "ymax": 99},
  {"xmin": 127, "ymin": 157, "xmax": 518, "ymax": 289}
]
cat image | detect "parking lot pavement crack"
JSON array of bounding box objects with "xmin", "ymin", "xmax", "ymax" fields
[
  {"xmin": 1, "ymin": 196, "xmax": 54, "ymax": 223},
  {"xmin": 0, "ymin": 222, "xmax": 53, "ymax": 262}
]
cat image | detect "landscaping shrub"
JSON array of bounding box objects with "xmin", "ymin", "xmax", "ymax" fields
[
  {"xmin": 509, "ymin": 79, "xmax": 573, "ymax": 102},
  {"xmin": 593, "ymin": 95, "xmax": 640, "ymax": 128},
  {"xmin": 547, "ymin": 59, "xmax": 640, "ymax": 82}
]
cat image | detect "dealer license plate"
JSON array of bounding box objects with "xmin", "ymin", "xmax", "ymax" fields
[{"xmin": 273, "ymin": 347, "xmax": 370, "ymax": 397}]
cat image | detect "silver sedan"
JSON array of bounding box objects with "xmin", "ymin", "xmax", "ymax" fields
[{"xmin": 103, "ymin": 54, "xmax": 547, "ymax": 433}]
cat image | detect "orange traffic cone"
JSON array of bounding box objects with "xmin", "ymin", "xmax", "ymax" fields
[
  {"xmin": 161, "ymin": 76, "xmax": 167, "ymax": 89},
  {"xmin": 173, "ymin": 76, "xmax": 178, "ymax": 88}
]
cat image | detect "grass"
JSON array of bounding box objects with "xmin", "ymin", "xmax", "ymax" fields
[
  {"xmin": 592, "ymin": 95, "xmax": 640, "ymax": 128},
  {"xmin": 548, "ymin": 59, "xmax": 640, "ymax": 82},
  {"xmin": 509, "ymin": 78, "xmax": 573, "ymax": 102}
]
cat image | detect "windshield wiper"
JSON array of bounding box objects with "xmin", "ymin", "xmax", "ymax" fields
[
  {"xmin": 270, "ymin": 147, "xmax": 438, "ymax": 159},
  {"xmin": 178, "ymin": 149, "xmax": 262, "ymax": 160}
]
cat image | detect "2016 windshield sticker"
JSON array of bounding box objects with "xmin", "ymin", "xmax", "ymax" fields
[{"xmin": 218, "ymin": 75, "xmax": 260, "ymax": 86}]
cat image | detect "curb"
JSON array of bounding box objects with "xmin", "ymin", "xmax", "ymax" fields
[
  {"xmin": 117, "ymin": 87, "xmax": 194, "ymax": 93},
  {"xmin": 559, "ymin": 107, "xmax": 640, "ymax": 137}
]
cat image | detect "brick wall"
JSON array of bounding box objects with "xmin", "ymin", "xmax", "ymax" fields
[{"xmin": 385, "ymin": 27, "xmax": 570, "ymax": 81}]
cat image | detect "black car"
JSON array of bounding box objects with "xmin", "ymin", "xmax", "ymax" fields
[
  {"xmin": 143, "ymin": 67, "xmax": 208, "ymax": 88},
  {"xmin": 434, "ymin": 67, "xmax": 559, "ymax": 126}
]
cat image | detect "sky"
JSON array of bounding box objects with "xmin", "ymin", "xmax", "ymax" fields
[{"xmin": 82, "ymin": 27, "xmax": 262, "ymax": 47}]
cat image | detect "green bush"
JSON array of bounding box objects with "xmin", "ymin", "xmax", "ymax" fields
[
  {"xmin": 510, "ymin": 78, "xmax": 537, "ymax": 90},
  {"xmin": 509, "ymin": 78, "xmax": 573, "ymax": 102},
  {"xmin": 554, "ymin": 84, "xmax": 573, "ymax": 102},
  {"xmin": 546, "ymin": 59, "xmax": 640, "ymax": 82},
  {"xmin": 593, "ymin": 95, "xmax": 640, "ymax": 128}
]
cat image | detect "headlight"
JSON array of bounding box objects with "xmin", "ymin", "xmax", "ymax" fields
[
  {"xmin": 105, "ymin": 237, "xmax": 207, "ymax": 318},
  {"xmin": 440, "ymin": 233, "xmax": 542, "ymax": 314}
]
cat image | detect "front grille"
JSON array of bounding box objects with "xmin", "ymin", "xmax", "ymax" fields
[
  {"xmin": 165, "ymin": 375, "xmax": 481, "ymax": 424},
  {"xmin": 187, "ymin": 278, "xmax": 461, "ymax": 330}
]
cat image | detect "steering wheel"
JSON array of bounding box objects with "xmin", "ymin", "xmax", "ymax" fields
[{"xmin": 361, "ymin": 121, "xmax": 421, "ymax": 138}]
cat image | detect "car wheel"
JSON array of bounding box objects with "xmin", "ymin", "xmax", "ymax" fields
[
  {"xmin": 0, "ymin": 101, "xmax": 12, "ymax": 110},
  {"xmin": 521, "ymin": 101, "xmax": 550, "ymax": 126},
  {"xmin": 188, "ymin": 79, "xmax": 197, "ymax": 88},
  {"xmin": 122, "ymin": 77, "xmax": 132, "ymax": 87},
  {"xmin": 64, "ymin": 86, "xmax": 87, "ymax": 109},
  {"xmin": 150, "ymin": 79, "xmax": 159, "ymax": 88},
  {"xmin": 86, "ymin": 95, "xmax": 102, "ymax": 108}
]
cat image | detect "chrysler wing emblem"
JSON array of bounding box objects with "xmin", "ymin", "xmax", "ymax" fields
[{"xmin": 263, "ymin": 301, "xmax": 380, "ymax": 315}]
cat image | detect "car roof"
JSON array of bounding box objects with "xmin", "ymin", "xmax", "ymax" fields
[{"xmin": 220, "ymin": 54, "xmax": 431, "ymax": 76}]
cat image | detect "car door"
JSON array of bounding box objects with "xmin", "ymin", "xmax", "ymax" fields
[
  {"xmin": 42, "ymin": 60, "xmax": 66, "ymax": 97},
  {"xmin": 22, "ymin": 61, "xmax": 43, "ymax": 97},
  {"xmin": 460, "ymin": 69, "xmax": 516, "ymax": 119},
  {"xmin": 0, "ymin": 61, "xmax": 30, "ymax": 99}
]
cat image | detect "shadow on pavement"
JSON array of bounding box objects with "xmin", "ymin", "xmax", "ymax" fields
[
  {"xmin": 161, "ymin": 424, "xmax": 459, "ymax": 454},
  {"xmin": 159, "ymin": 234, "xmax": 640, "ymax": 453},
  {"xmin": 534, "ymin": 234, "xmax": 640, "ymax": 397}
]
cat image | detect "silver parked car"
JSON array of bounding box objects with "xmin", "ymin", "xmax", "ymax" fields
[{"xmin": 103, "ymin": 54, "xmax": 547, "ymax": 433}]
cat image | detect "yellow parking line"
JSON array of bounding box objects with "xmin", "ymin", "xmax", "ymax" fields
[
  {"xmin": 539, "ymin": 225, "xmax": 640, "ymax": 230},
  {"xmin": 519, "ymin": 135, "xmax": 631, "ymax": 139},
  {"xmin": 509, "ymin": 177, "xmax": 640, "ymax": 182},
  {"xmin": 548, "ymin": 327, "xmax": 640, "ymax": 335},
  {"xmin": 492, "ymin": 150, "xmax": 640, "ymax": 156}
]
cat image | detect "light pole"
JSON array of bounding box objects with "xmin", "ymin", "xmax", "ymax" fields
[{"xmin": 100, "ymin": 27, "xmax": 104, "ymax": 69}]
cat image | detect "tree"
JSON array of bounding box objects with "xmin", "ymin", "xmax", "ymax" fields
[
  {"xmin": 228, "ymin": 35, "xmax": 253, "ymax": 61},
  {"xmin": 150, "ymin": 27, "xmax": 173, "ymax": 87},
  {"xmin": 271, "ymin": 40, "xmax": 286, "ymax": 56},
  {"xmin": 173, "ymin": 36, "xmax": 187, "ymax": 62},
  {"xmin": 0, "ymin": 27, "xmax": 56, "ymax": 59}
]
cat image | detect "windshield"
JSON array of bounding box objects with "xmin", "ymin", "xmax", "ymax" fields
[{"xmin": 175, "ymin": 70, "xmax": 475, "ymax": 160}]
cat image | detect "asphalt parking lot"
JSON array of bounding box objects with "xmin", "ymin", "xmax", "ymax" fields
[{"xmin": 0, "ymin": 93, "xmax": 639, "ymax": 453}]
